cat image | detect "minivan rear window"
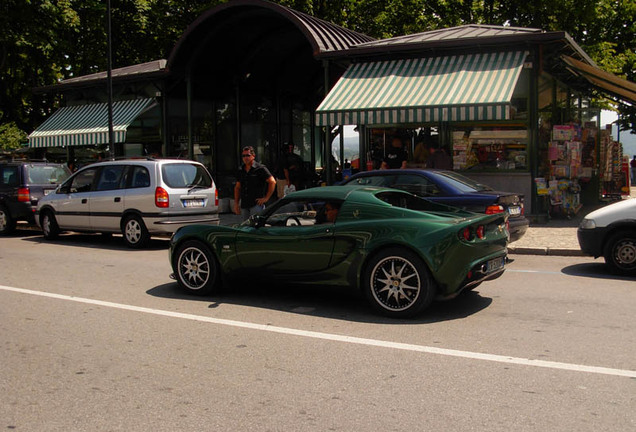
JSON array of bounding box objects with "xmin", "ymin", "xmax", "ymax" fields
[
  {"xmin": 161, "ymin": 163, "xmax": 212, "ymax": 189},
  {"xmin": 26, "ymin": 164, "xmax": 71, "ymax": 185}
]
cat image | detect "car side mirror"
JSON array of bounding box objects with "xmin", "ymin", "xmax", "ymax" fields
[
  {"xmin": 58, "ymin": 185, "xmax": 69, "ymax": 194},
  {"xmin": 250, "ymin": 215, "xmax": 267, "ymax": 228}
]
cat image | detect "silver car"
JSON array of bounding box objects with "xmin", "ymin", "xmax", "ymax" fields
[{"xmin": 36, "ymin": 158, "xmax": 219, "ymax": 248}]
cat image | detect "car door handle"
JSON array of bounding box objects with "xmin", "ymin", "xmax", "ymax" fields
[
  {"xmin": 81, "ymin": 199, "xmax": 88, "ymax": 204},
  {"xmin": 114, "ymin": 197, "xmax": 121, "ymax": 202}
]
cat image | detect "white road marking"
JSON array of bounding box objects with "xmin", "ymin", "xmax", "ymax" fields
[{"xmin": 2, "ymin": 284, "xmax": 635, "ymax": 379}]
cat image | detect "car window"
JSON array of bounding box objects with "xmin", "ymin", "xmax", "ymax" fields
[
  {"xmin": 96, "ymin": 165, "xmax": 126, "ymax": 191},
  {"xmin": 262, "ymin": 199, "xmax": 340, "ymax": 227},
  {"xmin": 435, "ymin": 171, "xmax": 493, "ymax": 192},
  {"xmin": 346, "ymin": 175, "xmax": 393, "ymax": 187},
  {"xmin": 26, "ymin": 165, "xmax": 71, "ymax": 185},
  {"xmin": 375, "ymin": 191, "xmax": 463, "ymax": 213},
  {"xmin": 393, "ymin": 174, "xmax": 441, "ymax": 197},
  {"xmin": 161, "ymin": 163, "xmax": 212, "ymax": 188},
  {"xmin": 0, "ymin": 166, "xmax": 19, "ymax": 187},
  {"xmin": 69, "ymin": 168, "xmax": 97, "ymax": 193},
  {"xmin": 130, "ymin": 166, "xmax": 151, "ymax": 188}
]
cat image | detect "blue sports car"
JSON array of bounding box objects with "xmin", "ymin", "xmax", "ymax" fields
[{"xmin": 342, "ymin": 169, "xmax": 528, "ymax": 242}]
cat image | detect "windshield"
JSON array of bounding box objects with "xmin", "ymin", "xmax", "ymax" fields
[
  {"xmin": 375, "ymin": 191, "xmax": 467, "ymax": 214},
  {"xmin": 26, "ymin": 164, "xmax": 72, "ymax": 185},
  {"xmin": 161, "ymin": 163, "xmax": 212, "ymax": 188},
  {"xmin": 434, "ymin": 171, "xmax": 493, "ymax": 193}
]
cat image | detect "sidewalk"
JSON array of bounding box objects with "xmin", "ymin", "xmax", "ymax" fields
[{"xmin": 219, "ymin": 187, "xmax": 636, "ymax": 257}]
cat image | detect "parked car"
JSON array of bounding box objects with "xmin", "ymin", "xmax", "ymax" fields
[
  {"xmin": 341, "ymin": 169, "xmax": 528, "ymax": 242},
  {"xmin": 0, "ymin": 160, "xmax": 72, "ymax": 235},
  {"xmin": 577, "ymin": 198, "xmax": 636, "ymax": 275},
  {"xmin": 169, "ymin": 185, "xmax": 509, "ymax": 318},
  {"xmin": 36, "ymin": 158, "xmax": 219, "ymax": 248}
]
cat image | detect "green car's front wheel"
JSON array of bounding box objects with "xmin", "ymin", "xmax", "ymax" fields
[
  {"xmin": 363, "ymin": 247, "xmax": 435, "ymax": 318},
  {"xmin": 174, "ymin": 241, "xmax": 220, "ymax": 295}
]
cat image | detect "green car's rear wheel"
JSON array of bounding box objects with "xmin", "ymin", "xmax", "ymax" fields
[
  {"xmin": 363, "ymin": 247, "xmax": 435, "ymax": 318},
  {"xmin": 174, "ymin": 240, "xmax": 220, "ymax": 295}
]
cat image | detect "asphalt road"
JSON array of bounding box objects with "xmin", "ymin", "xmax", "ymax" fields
[{"xmin": 1, "ymin": 230, "xmax": 635, "ymax": 431}]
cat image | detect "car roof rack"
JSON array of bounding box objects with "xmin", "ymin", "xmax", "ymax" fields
[{"xmin": 111, "ymin": 156, "xmax": 156, "ymax": 161}]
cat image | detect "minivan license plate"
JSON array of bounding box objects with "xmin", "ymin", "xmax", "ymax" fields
[
  {"xmin": 486, "ymin": 257, "xmax": 505, "ymax": 273},
  {"xmin": 182, "ymin": 199, "xmax": 204, "ymax": 208}
]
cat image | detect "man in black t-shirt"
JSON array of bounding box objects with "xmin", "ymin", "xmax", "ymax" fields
[
  {"xmin": 381, "ymin": 137, "xmax": 408, "ymax": 170},
  {"xmin": 234, "ymin": 146, "xmax": 276, "ymax": 221}
]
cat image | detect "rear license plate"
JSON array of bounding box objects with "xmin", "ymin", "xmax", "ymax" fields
[
  {"xmin": 182, "ymin": 199, "xmax": 205, "ymax": 208},
  {"xmin": 486, "ymin": 257, "xmax": 505, "ymax": 273},
  {"xmin": 508, "ymin": 206, "xmax": 521, "ymax": 216}
]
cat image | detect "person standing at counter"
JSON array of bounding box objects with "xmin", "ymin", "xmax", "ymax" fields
[
  {"xmin": 381, "ymin": 137, "xmax": 408, "ymax": 169},
  {"xmin": 426, "ymin": 143, "xmax": 453, "ymax": 170},
  {"xmin": 234, "ymin": 146, "xmax": 276, "ymax": 221}
]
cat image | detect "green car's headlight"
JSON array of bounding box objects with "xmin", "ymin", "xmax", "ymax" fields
[{"xmin": 579, "ymin": 218, "xmax": 596, "ymax": 230}]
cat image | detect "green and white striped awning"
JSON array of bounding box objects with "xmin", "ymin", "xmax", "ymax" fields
[
  {"xmin": 29, "ymin": 98, "xmax": 155, "ymax": 148},
  {"xmin": 316, "ymin": 51, "xmax": 528, "ymax": 126}
]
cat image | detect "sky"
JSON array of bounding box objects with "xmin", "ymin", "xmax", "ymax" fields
[{"xmin": 601, "ymin": 110, "xmax": 636, "ymax": 158}]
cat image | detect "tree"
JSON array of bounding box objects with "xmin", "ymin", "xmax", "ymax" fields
[
  {"xmin": 1, "ymin": 0, "xmax": 635, "ymax": 136},
  {"xmin": 0, "ymin": 122, "xmax": 27, "ymax": 151}
]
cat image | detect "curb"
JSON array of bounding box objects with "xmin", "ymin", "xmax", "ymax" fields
[{"xmin": 508, "ymin": 246, "xmax": 585, "ymax": 257}]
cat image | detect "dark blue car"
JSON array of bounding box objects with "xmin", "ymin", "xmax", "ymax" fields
[{"xmin": 342, "ymin": 169, "xmax": 528, "ymax": 242}]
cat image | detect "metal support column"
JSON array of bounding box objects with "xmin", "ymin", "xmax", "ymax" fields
[
  {"xmin": 323, "ymin": 59, "xmax": 332, "ymax": 184},
  {"xmin": 186, "ymin": 70, "xmax": 194, "ymax": 160}
]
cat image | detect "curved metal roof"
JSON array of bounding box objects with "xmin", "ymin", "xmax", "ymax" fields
[
  {"xmin": 332, "ymin": 24, "xmax": 595, "ymax": 65},
  {"xmin": 167, "ymin": 0, "xmax": 374, "ymax": 70}
]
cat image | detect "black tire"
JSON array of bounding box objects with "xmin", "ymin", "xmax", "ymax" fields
[
  {"xmin": 173, "ymin": 240, "xmax": 220, "ymax": 295},
  {"xmin": 0, "ymin": 205, "xmax": 16, "ymax": 235},
  {"xmin": 122, "ymin": 215, "xmax": 150, "ymax": 248},
  {"xmin": 40, "ymin": 210, "xmax": 60, "ymax": 240},
  {"xmin": 362, "ymin": 247, "xmax": 436, "ymax": 318},
  {"xmin": 603, "ymin": 230, "xmax": 636, "ymax": 276}
]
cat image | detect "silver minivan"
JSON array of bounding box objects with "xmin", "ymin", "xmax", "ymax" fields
[{"xmin": 36, "ymin": 158, "xmax": 219, "ymax": 248}]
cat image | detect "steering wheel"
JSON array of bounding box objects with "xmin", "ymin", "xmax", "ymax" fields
[{"xmin": 285, "ymin": 216, "xmax": 301, "ymax": 226}]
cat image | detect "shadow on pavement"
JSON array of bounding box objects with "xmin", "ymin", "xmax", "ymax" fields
[
  {"xmin": 20, "ymin": 231, "xmax": 170, "ymax": 251},
  {"xmin": 561, "ymin": 263, "xmax": 636, "ymax": 281},
  {"xmin": 147, "ymin": 281, "xmax": 492, "ymax": 324}
]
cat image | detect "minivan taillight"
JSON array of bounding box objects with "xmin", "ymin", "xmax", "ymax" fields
[
  {"xmin": 215, "ymin": 188, "xmax": 218, "ymax": 207},
  {"xmin": 155, "ymin": 187, "xmax": 169, "ymax": 208},
  {"xmin": 18, "ymin": 187, "xmax": 30, "ymax": 203}
]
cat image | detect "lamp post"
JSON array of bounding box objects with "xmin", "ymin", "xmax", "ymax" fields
[{"xmin": 106, "ymin": 0, "xmax": 114, "ymax": 159}]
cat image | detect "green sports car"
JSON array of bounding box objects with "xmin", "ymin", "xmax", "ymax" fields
[{"xmin": 169, "ymin": 186, "xmax": 508, "ymax": 318}]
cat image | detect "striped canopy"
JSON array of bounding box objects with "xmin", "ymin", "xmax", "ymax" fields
[
  {"xmin": 316, "ymin": 51, "xmax": 528, "ymax": 126},
  {"xmin": 29, "ymin": 98, "xmax": 155, "ymax": 148}
]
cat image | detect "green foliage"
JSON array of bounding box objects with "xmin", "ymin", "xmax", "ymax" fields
[
  {"xmin": 1, "ymin": 0, "xmax": 634, "ymax": 134},
  {"xmin": 0, "ymin": 122, "xmax": 28, "ymax": 151}
]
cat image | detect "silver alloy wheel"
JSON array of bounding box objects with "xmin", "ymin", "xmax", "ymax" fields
[
  {"xmin": 178, "ymin": 246, "xmax": 211, "ymax": 290},
  {"xmin": 125, "ymin": 218, "xmax": 142, "ymax": 244},
  {"xmin": 370, "ymin": 255, "xmax": 421, "ymax": 312},
  {"xmin": 0, "ymin": 209, "xmax": 6, "ymax": 232},
  {"xmin": 42, "ymin": 213, "xmax": 51, "ymax": 236}
]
